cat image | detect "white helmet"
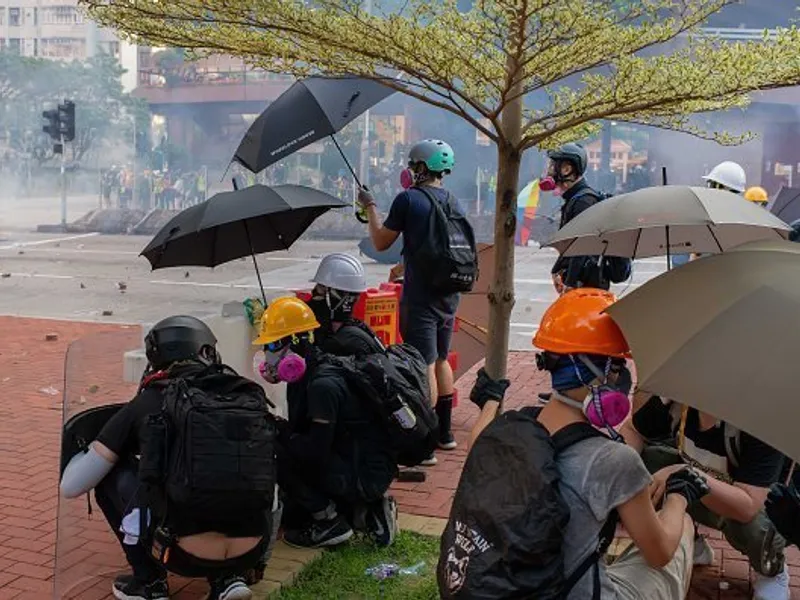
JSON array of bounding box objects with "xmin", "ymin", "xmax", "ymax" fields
[
  {"xmin": 702, "ymin": 161, "xmax": 746, "ymax": 193},
  {"xmin": 310, "ymin": 253, "xmax": 367, "ymax": 293}
]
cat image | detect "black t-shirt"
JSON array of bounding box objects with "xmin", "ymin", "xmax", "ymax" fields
[
  {"xmin": 633, "ymin": 396, "xmax": 785, "ymax": 487},
  {"xmin": 95, "ymin": 387, "xmax": 162, "ymax": 458},
  {"xmin": 95, "ymin": 372, "xmax": 268, "ymax": 538}
]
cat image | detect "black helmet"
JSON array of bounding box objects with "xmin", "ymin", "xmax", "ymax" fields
[
  {"xmin": 547, "ymin": 143, "xmax": 588, "ymax": 176},
  {"xmin": 145, "ymin": 315, "xmax": 217, "ymax": 369}
]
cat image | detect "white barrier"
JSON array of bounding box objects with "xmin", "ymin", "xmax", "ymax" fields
[{"xmin": 122, "ymin": 301, "xmax": 288, "ymax": 418}]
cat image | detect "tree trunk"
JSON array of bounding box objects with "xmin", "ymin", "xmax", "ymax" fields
[{"xmin": 484, "ymin": 142, "xmax": 521, "ymax": 384}]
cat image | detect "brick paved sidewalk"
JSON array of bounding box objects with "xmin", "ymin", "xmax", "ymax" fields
[{"xmin": 1, "ymin": 316, "xmax": 798, "ymax": 599}]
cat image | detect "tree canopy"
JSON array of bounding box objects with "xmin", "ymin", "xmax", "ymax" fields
[
  {"xmin": 0, "ymin": 51, "xmax": 146, "ymax": 164},
  {"xmin": 81, "ymin": 0, "xmax": 800, "ymax": 379}
]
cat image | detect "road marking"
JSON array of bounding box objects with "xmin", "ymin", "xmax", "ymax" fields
[
  {"xmin": 148, "ymin": 279, "xmax": 287, "ymax": 291},
  {"xmin": 3, "ymin": 272, "xmax": 75, "ymax": 279},
  {"xmin": 0, "ymin": 232, "xmax": 99, "ymax": 250}
]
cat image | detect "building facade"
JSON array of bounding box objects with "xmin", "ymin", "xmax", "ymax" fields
[{"xmin": 0, "ymin": 1, "xmax": 120, "ymax": 61}]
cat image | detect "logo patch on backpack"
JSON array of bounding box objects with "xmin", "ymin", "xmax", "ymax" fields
[{"xmin": 444, "ymin": 520, "xmax": 493, "ymax": 594}]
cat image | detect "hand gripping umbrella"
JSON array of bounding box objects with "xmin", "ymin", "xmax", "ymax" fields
[{"xmin": 140, "ymin": 184, "xmax": 348, "ymax": 303}]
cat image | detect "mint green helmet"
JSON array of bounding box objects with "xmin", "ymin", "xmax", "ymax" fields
[{"xmin": 408, "ymin": 139, "xmax": 455, "ymax": 174}]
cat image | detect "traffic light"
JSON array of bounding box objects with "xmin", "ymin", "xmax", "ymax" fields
[
  {"xmin": 42, "ymin": 108, "xmax": 59, "ymax": 141},
  {"xmin": 58, "ymin": 100, "xmax": 75, "ymax": 142}
]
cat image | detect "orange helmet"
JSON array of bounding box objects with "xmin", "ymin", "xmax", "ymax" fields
[{"xmin": 533, "ymin": 288, "xmax": 630, "ymax": 358}]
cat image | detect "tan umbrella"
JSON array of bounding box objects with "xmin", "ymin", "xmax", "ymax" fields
[
  {"xmin": 545, "ymin": 186, "xmax": 790, "ymax": 260},
  {"xmin": 605, "ymin": 240, "xmax": 800, "ymax": 461}
]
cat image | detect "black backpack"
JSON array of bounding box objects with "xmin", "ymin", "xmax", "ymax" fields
[
  {"xmin": 437, "ymin": 407, "xmax": 618, "ymax": 600},
  {"xmin": 567, "ymin": 188, "xmax": 632, "ymax": 285},
  {"xmin": 139, "ymin": 363, "xmax": 278, "ymax": 520},
  {"xmin": 319, "ymin": 323, "xmax": 439, "ymax": 467},
  {"xmin": 410, "ymin": 187, "xmax": 479, "ymax": 295}
]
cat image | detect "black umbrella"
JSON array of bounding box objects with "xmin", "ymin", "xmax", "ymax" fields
[
  {"xmin": 232, "ymin": 75, "xmax": 396, "ymax": 185},
  {"xmin": 770, "ymin": 186, "xmax": 800, "ymax": 224},
  {"xmin": 141, "ymin": 184, "xmax": 348, "ymax": 302}
]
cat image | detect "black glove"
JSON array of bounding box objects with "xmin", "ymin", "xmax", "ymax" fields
[
  {"xmin": 766, "ymin": 483, "xmax": 800, "ymax": 548},
  {"xmin": 469, "ymin": 367, "xmax": 511, "ymax": 410},
  {"xmin": 665, "ymin": 467, "xmax": 710, "ymax": 506}
]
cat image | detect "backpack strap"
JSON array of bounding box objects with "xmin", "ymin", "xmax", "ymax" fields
[
  {"xmin": 564, "ymin": 510, "xmax": 619, "ymax": 599},
  {"xmin": 339, "ymin": 318, "xmax": 386, "ymax": 353}
]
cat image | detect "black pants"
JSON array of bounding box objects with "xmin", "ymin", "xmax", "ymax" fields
[
  {"xmin": 277, "ymin": 446, "xmax": 394, "ymax": 526},
  {"xmin": 94, "ymin": 463, "xmax": 273, "ymax": 583}
]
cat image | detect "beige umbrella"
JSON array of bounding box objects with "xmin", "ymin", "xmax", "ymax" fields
[
  {"xmin": 545, "ymin": 186, "xmax": 790, "ymax": 260},
  {"xmin": 605, "ymin": 239, "xmax": 800, "ymax": 461}
]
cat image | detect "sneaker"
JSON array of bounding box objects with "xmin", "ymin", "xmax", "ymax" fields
[
  {"xmin": 112, "ymin": 575, "xmax": 169, "ymax": 600},
  {"xmin": 420, "ymin": 453, "xmax": 438, "ymax": 466},
  {"xmin": 438, "ymin": 431, "xmax": 458, "ymax": 451},
  {"xmin": 692, "ymin": 534, "xmax": 715, "ymax": 566},
  {"xmin": 753, "ymin": 564, "xmax": 791, "ymax": 600},
  {"xmin": 366, "ymin": 496, "xmax": 398, "ymax": 547},
  {"xmin": 283, "ymin": 515, "xmax": 354, "ymax": 549},
  {"xmin": 207, "ymin": 576, "xmax": 252, "ymax": 600}
]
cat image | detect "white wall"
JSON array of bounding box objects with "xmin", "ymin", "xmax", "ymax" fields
[{"xmin": 123, "ymin": 302, "xmax": 288, "ymax": 418}]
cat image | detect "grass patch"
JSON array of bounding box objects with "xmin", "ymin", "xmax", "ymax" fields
[{"xmin": 275, "ymin": 531, "xmax": 440, "ymax": 600}]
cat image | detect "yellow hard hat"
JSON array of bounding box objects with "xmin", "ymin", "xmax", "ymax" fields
[
  {"xmin": 253, "ymin": 296, "xmax": 320, "ymax": 346},
  {"xmin": 744, "ymin": 186, "xmax": 769, "ymax": 204}
]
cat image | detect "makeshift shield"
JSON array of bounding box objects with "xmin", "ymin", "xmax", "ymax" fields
[{"xmin": 54, "ymin": 329, "xmax": 143, "ymax": 599}]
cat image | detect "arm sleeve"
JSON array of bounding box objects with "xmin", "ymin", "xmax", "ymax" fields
[
  {"xmin": 732, "ymin": 433, "xmax": 787, "ymax": 487},
  {"xmin": 60, "ymin": 447, "xmax": 115, "ymax": 498},
  {"xmin": 632, "ymin": 396, "xmax": 675, "ymax": 441},
  {"xmin": 284, "ymin": 376, "xmax": 341, "ymax": 464},
  {"xmin": 383, "ymin": 192, "xmax": 409, "ymax": 232}
]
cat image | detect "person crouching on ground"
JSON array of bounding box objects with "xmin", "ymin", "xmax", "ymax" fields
[
  {"xmin": 622, "ymin": 392, "xmax": 790, "ymax": 600},
  {"xmin": 254, "ymin": 297, "xmax": 398, "ymax": 549},
  {"xmin": 61, "ymin": 316, "xmax": 276, "ymax": 600},
  {"xmin": 469, "ymin": 288, "xmax": 708, "ymax": 599}
]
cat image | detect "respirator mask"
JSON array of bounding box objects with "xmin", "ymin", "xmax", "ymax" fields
[
  {"xmin": 256, "ymin": 339, "xmax": 308, "ymax": 384},
  {"xmin": 537, "ymin": 352, "xmax": 631, "ymax": 436}
]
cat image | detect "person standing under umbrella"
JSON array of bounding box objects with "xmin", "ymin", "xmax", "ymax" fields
[
  {"xmin": 357, "ymin": 140, "xmax": 464, "ymax": 466},
  {"xmin": 541, "ymin": 143, "xmax": 615, "ymax": 293},
  {"xmin": 672, "ymin": 161, "xmax": 748, "ymax": 268}
]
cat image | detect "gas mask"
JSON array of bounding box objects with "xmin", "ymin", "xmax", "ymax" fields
[
  {"xmin": 400, "ymin": 162, "xmax": 429, "ymax": 189},
  {"xmin": 539, "ymin": 160, "xmax": 574, "ymax": 195},
  {"xmin": 308, "ymin": 284, "xmax": 359, "ymax": 326},
  {"xmin": 256, "ymin": 342, "xmax": 307, "ymax": 384},
  {"xmin": 539, "ymin": 352, "xmax": 631, "ymax": 435}
]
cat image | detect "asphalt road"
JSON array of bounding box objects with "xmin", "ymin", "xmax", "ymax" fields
[{"xmin": 0, "ymin": 229, "xmax": 667, "ymax": 351}]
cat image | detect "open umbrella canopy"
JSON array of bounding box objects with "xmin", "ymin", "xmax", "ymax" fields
[
  {"xmin": 605, "ymin": 240, "xmax": 800, "ymax": 461},
  {"xmin": 141, "ymin": 184, "xmax": 348, "ymax": 269},
  {"xmin": 769, "ymin": 186, "xmax": 800, "ymax": 224},
  {"xmin": 545, "ymin": 185, "xmax": 790, "ymax": 259},
  {"xmin": 233, "ymin": 75, "xmax": 396, "ymax": 174}
]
